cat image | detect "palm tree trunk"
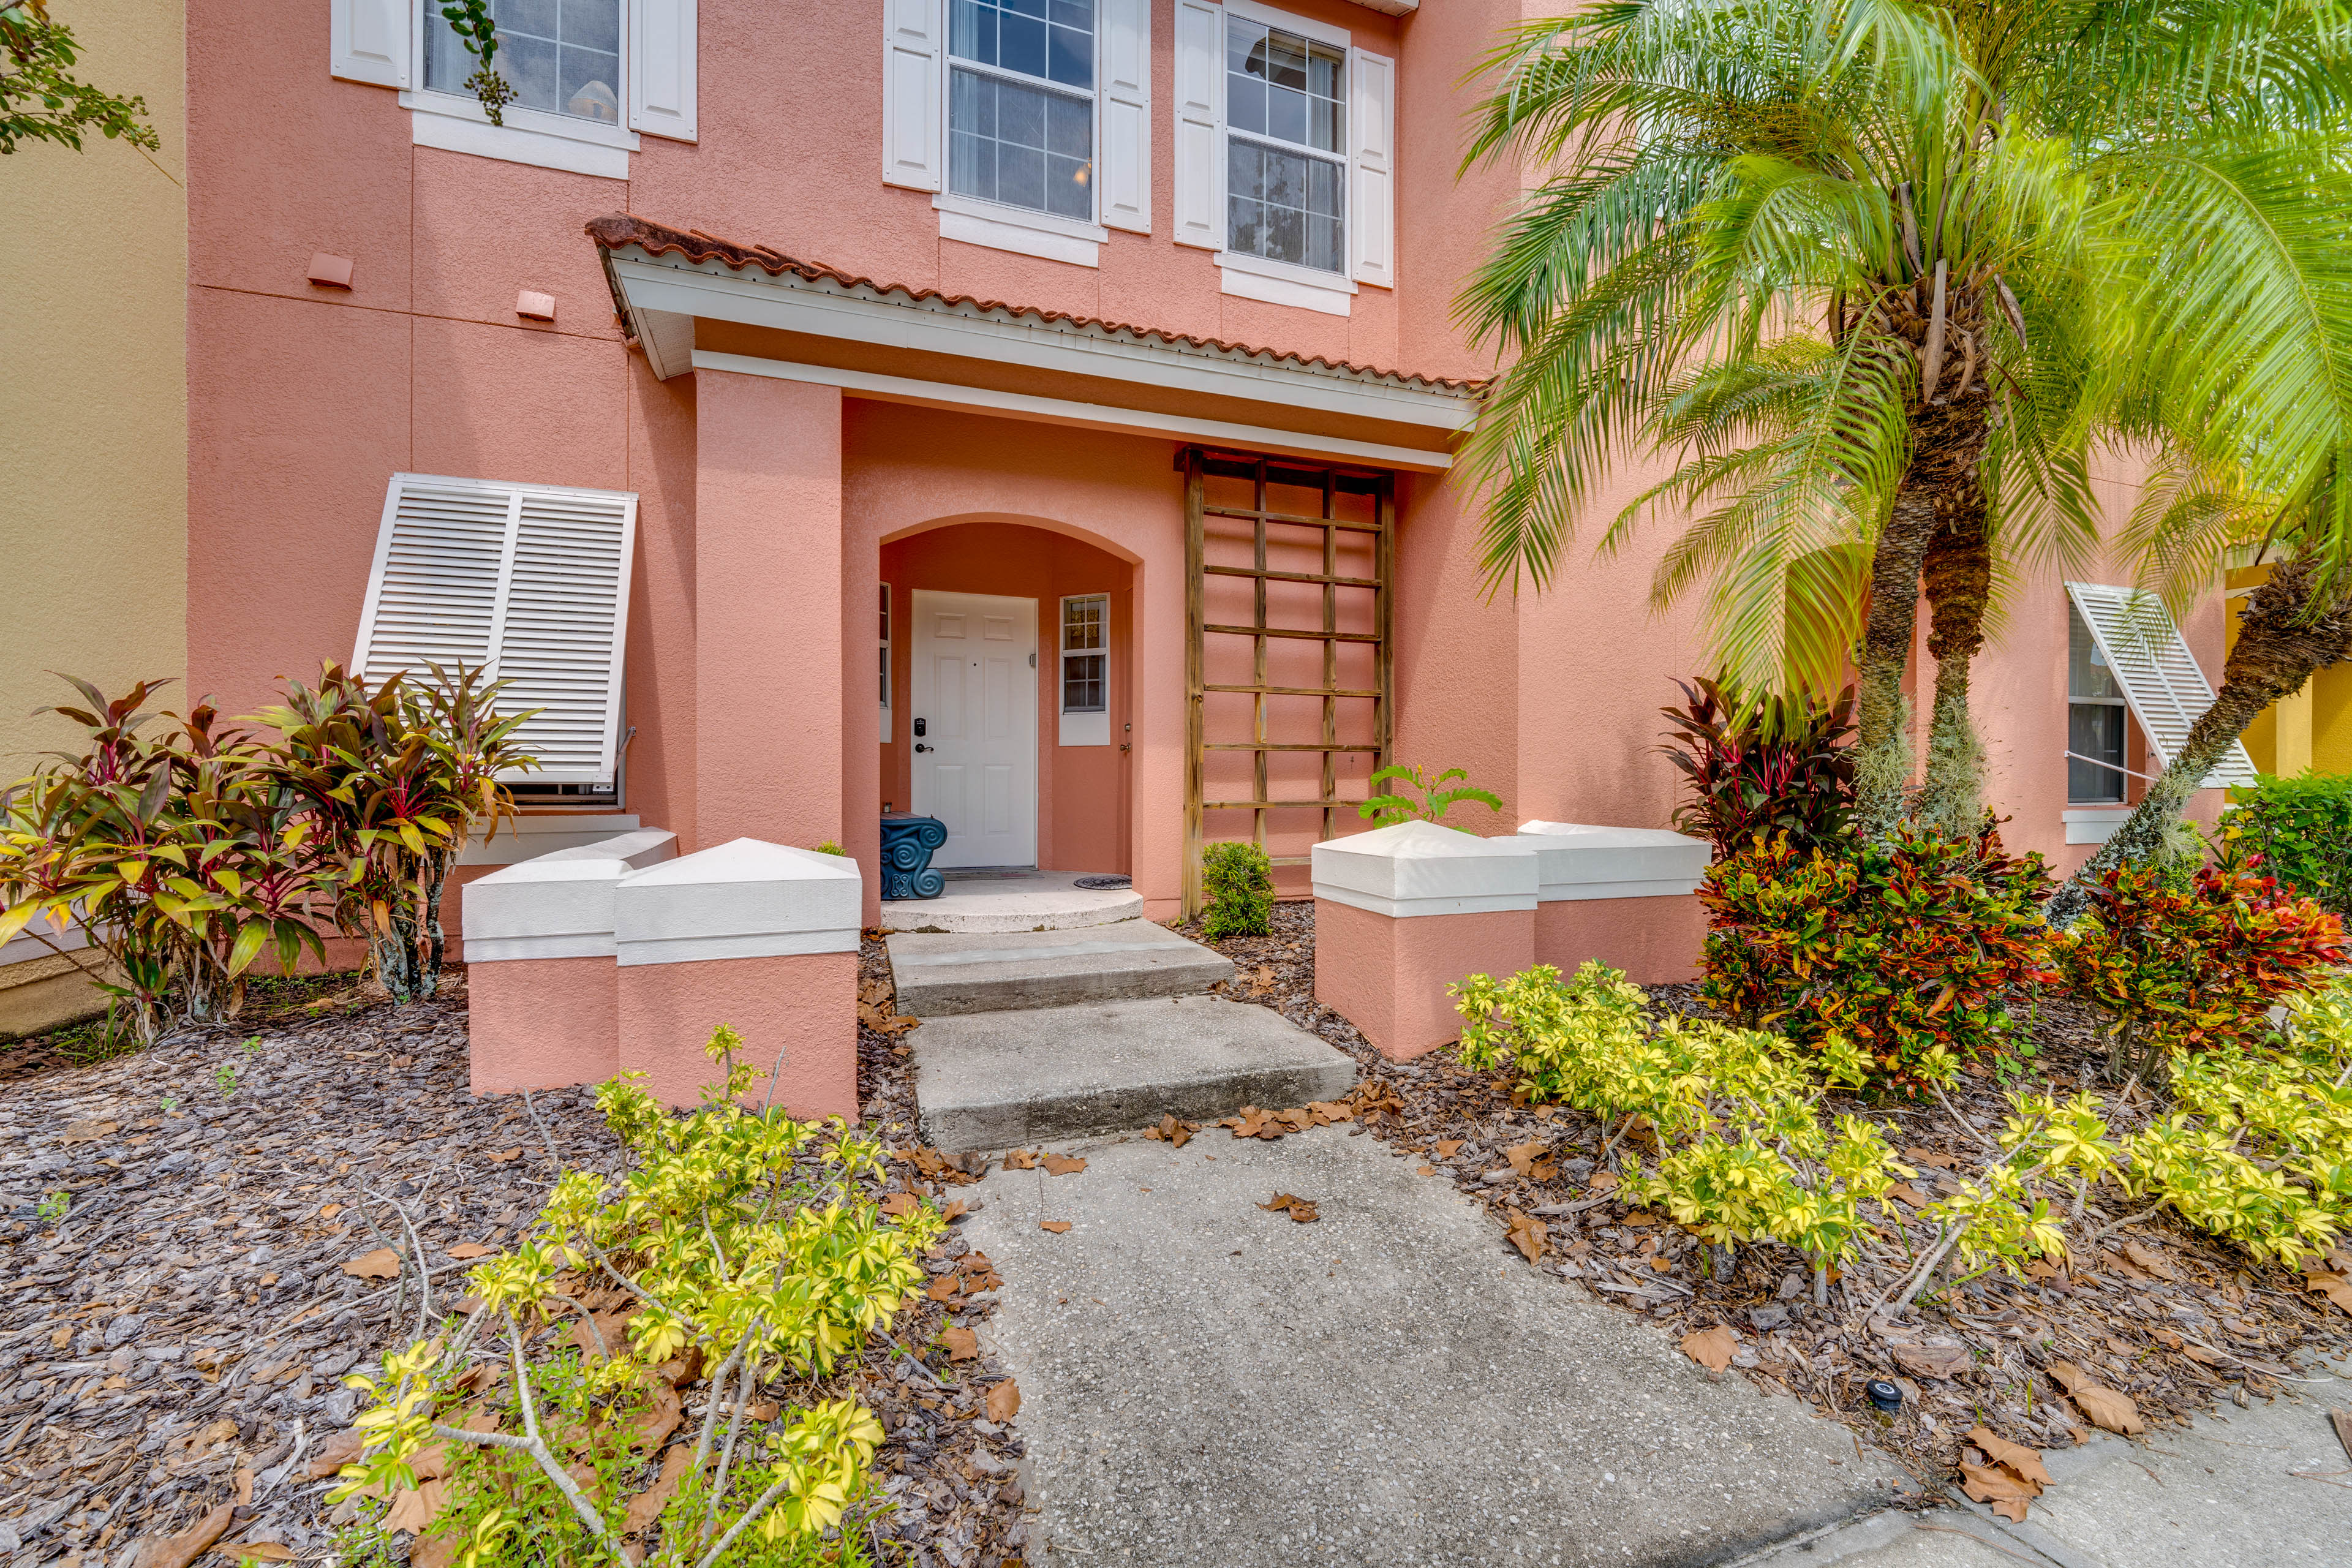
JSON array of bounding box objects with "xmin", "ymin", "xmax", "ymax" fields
[
  {"xmin": 1917, "ymin": 497, "xmax": 1992, "ymax": 838},
  {"xmin": 2047, "ymin": 551, "xmax": 2352, "ymax": 924}
]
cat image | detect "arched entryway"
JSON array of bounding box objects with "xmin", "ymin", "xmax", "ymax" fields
[{"xmin": 879, "ymin": 520, "xmax": 1135, "ymax": 875}]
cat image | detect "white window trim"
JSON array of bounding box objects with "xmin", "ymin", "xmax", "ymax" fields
[
  {"xmin": 938, "ymin": 3, "xmax": 1107, "ymax": 256},
  {"xmin": 393, "ymin": 1, "xmax": 676, "ymax": 179},
  {"xmin": 1219, "ymin": 1, "xmax": 1352, "ymax": 289},
  {"xmin": 1227, "ymin": 0, "xmax": 1346, "ymax": 47},
  {"xmin": 1058, "ymin": 593, "xmax": 1111, "ymax": 747}
]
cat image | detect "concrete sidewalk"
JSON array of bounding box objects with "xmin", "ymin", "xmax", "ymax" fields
[
  {"xmin": 960, "ymin": 1123, "xmax": 1915, "ymax": 1566},
  {"xmin": 1735, "ymin": 1359, "xmax": 2352, "ymax": 1568}
]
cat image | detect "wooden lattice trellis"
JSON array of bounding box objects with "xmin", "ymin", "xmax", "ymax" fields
[{"xmin": 1182, "ymin": 447, "xmax": 1393, "ymax": 918}]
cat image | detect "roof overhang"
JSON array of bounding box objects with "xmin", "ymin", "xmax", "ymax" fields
[{"xmin": 599, "ymin": 244, "xmax": 1477, "ymax": 473}]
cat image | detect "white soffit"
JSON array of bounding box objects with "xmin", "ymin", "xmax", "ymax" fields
[
  {"xmin": 1344, "ymin": 0, "xmax": 1418, "ymax": 13},
  {"xmin": 602, "ymin": 250, "xmax": 1476, "ymax": 435}
]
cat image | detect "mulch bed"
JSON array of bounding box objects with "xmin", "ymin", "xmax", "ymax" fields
[
  {"xmin": 1177, "ymin": 900, "xmax": 2352, "ymax": 1506},
  {"xmin": 0, "ymin": 955, "xmax": 1030, "ymax": 1568}
]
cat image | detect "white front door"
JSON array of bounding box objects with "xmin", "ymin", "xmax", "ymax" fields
[{"xmin": 910, "ymin": 590, "xmax": 1038, "ymax": 868}]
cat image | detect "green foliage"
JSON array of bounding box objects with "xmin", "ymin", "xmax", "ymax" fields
[
  {"xmin": 35, "ymin": 1190, "xmax": 67, "ymax": 1223},
  {"xmin": 1657, "ymin": 676, "xmax": 1854, "ymax": 857},
  {"xmin": 2223, "ymin": 772, "xmax": 2352, "ymax": 915},
  {"xmin": 1200, "ymin": 840, "xmax": 1273, "ymax": 940},
  {"xmin": 1357, "ymin": 764, "xmax": 1504, "ymax": 829},
  {"xmin": 1455, "ymin": 963, "xmax": 1901, "ymax": 1291},
  {"xmin": 811, "ymin": 840, "xmax": 847, "ymax": 857},
  {"xmin": 1, "ymin": 1, "xmax": 159, "ymax": 156},
  {"xmin": 333, "ymin": 1029, "xmax": 931, "ymax": 1564},
  {"xmin": 1699, "ymin": 826, "xmax": 2059, "ymax": 1091},
  {"xmin": 437, "ymin": 1, "xmax": 517, "ymax": 126},
  {"xmin": 2056, "ymin": 858, "xmax": 2345, "ymax": 1083},
  {"xmin": 259, "ymin": 662, "xmax": 536, "ymax": 1003}
]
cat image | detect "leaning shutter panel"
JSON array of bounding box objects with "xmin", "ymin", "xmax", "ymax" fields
[
  {"xmin": 353, "ymin": 478, "xmax": 518, "ymax": 683},
  {"xmin": 882, "ymin": 0, "xmax": 944, "ymax": 191},
  {"xmin": 330, "ymin": 0, "xmax": 412, "ymax": 88},
  {"xmin": 496, "ymin": 490, "xmax": 639, "ymax": 785},
  {"xmin": 630, "ymin": 0, "xmax": 698, "ymax": 141},
  {"xmin": 1348, "ymin": 46, "xmax": 1395, "ymax": 287},
  {"xmin": 2065, "ymin": 582, "xmax": 2257, "ymax": 789},
  {"xmin": 1172, "ymin": 0, "xmax": 1223, "ymax": 249},
  {"xmin": 1099, "ymin": 0, "xmax": 1152, "ymax": 232}
]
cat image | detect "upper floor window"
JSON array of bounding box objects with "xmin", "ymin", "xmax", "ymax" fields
[
  {"xmin": 2067, "ymin": 602, "xmax": 2126, "ymax": 804},
  {"xmin": 1224, "ymin": 17, "xmax": 1344, "ymax": 274},
  {"xmin": 949, "ymin": 0, "xmax": 1096, "ymax": 222},
  {"xmin": 425, "ymin": 0, "xmax": 624, "ymax": 126}
]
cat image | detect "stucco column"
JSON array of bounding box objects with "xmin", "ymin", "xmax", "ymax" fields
[{"xmin": 695, "ymin": 371, "xmax": 845, "ymax": 851}]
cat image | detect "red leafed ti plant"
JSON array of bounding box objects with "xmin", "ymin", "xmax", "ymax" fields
[
  {"xmin": 2056, "ymin": 858, "xmax": 2346, "ymax": 1087},
  {"xmin": 1700, "ymin": 824, "xmax": 2060, "ymax": 1094},
  {"xmin": 1657, "ymin": 677, "xmax": 1855, "ymax": 859}
]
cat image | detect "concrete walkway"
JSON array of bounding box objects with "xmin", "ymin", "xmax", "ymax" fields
[
  {"xmin": 1736, "ymin": 1359, "xmax": 2352, "ymax": 1568},
  {"xmin": 960, "ymin": 1123, "xmax": 1914, "ymax": 1566}
]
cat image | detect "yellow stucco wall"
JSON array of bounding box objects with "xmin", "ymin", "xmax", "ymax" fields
[
  {"xmin": 0, "ymin": 0, "xmax": 188, "ymax": 780},
  {"xmin": 0, "ymin": 1, "xmax": 186, "ymax": 1034},
  {"xmin": 2226, "ymin": 564, "xmax": 2352, "ymax": 778}
]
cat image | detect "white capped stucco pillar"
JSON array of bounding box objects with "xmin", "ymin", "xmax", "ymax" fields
[
  {"xmin": 1310, "ymin": 821, "xmax": 1539, "ymax": 1060},
  {"xmin": 1516, "ymin": 822, "xmax": 1712, "ymax": 984},
  {"xmin": 463, "ymin": 830, "xmax": 679, "ymax": 1095},
  {"xmin": 614, "ymin": 838, "xmax": 863, "ymax": 1117}
]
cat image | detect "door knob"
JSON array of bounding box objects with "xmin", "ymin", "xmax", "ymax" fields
[{"xmin": 914, "ymin": 743, "xmax": 931, "ymax": 753}]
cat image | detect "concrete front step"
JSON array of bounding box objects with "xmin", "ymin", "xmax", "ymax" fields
[
  {"xmin": 886, "ymin": 923, "xmax": 1233, "ymax": 1017},
  {"xmin": 911, "ymin": 995, "xmax": 1359, "ymax": 1154}
]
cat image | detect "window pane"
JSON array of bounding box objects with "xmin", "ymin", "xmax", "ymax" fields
[
  {"xmin": 2068, "ymin": 703, "xmax": 2125, "ymax": 802},
  {"xmin": 1063, "ymin": 595, "xmax": 1106, "ymax": 652},
  {"xmin": 2068, "ymin": 604, "xmax": 2120, "ymax": 699},
  {"xmin": 1229, "ymin": 21, "xmax": 1344, "ymax": 154},
  {"xmin": 424, "ymin": 0, "xmax": 621, "ymax": 126},
  {"xmin": 953, "ymin": 0, "xmax": 1093, "ymax": 90},
  {"xmin": 1227, "ymin": 139, "xmax": 1342, "ymax": 273},
  {"xmin": 950, "ymin": 68, "xmax": 1093, "ymax": 219},
  {"xmin": 1063, "ymin": 652, "xmax": 1107, "ymax": 712}
]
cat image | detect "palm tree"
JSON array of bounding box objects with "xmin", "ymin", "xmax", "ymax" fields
[{"xmin": 1460, "ymin": 0, "xmax": 2352, "ymax": 845}]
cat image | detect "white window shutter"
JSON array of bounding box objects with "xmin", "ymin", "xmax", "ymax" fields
[
  {"xmin": 2064, "ymin": 583, "xmax": 2257, "ymax": 790},
  {"xmin": 883, "ymin": 0, "xmax": 945, "ymax": 191},
  {"xmin": 1173, "ymin": 0, "xmax": 1224, "ymax": 249},
  {"xmin": 631, "ymin": 0, "xmax": 698, "ymax": 142},
  {"xmin": 1349, "ymin": 45, "xmax": 1395, "ymax": 287},
  {"xmin": 354, "ymin": 476, "xmax": 639, "ymax": 786},
  {"xmin": 1099, "ymin": 0, "xmax": 1152, "ymax": 233},
  {"xmin": 330, "ymin": 0, "xmax": 411, "ymax": 88}
]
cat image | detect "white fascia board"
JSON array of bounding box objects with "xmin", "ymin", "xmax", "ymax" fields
[
  {"xmin": 693, "ymin": 350, "xmax": 1453, "ymax": 471},
  {"xmin": 606, "ymin": 254, "xmax": 1475, "ymax": 434}
]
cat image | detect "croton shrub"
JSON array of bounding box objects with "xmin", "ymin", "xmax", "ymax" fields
[
  {"xmin": 2055, "ymin": 859, "xmax": 2346, "ymax": 1084},
  {"xmin": 1698, "ymin": 827, "xmax": 2059, "ymax": 1093}
]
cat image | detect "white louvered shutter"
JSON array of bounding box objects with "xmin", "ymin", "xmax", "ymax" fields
[
  {"xmin": 631, "ymin": 0, "xmax": 698, "ymax": 141},
  {"xmin": 883, "ymin": 0, "xmax": 945, "ymax": 191},
  {"xmin": 2065, "ymin": 582, "xmax": 2256, "ymax": 790},
  {"xmin": 1348, "ymin": 46, "xmax": 1395, "ymax": 287},
  {"xmin": 1172, "ymin": 0, "xmax": 1224, "ymax": 249},
  {"xmin": 354, "ymin": 476, "xmax": 639, "ymax": 786},
  {"xmin": 1099, "ymin": 0, "xmax": 1152, "ymax": 233},
  {"xmin": 331, "ymin": 0, "xmax": 412, "ymax": 88}
]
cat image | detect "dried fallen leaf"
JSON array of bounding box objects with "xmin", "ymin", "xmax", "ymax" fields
[
  {"xmin": 1587, "ymin": 1169, "xmax": 1618, "ymax": 1192},
  {"xmin": 2048, "ymin": 1362, "xmax": 2145, "ymax": 1434},
  {"xmin": 1967, "ymin": 1427, "xmax": 2051, "ymax": 1490},
  {"xmin": 2124, "ymin": 1240, "xmax": 2176, "ymax": 1280},
  {"xmin": 2305, "ymin": 1270, "xmax": 2352, "ymax": 1316},
  {"xmin": 383, "ymin": 1480, "xmax": 445, "ymax": 1535},
  {"xmin": 630, "ymin": 1382, "xmax": 684, "ymax": 1450},
  {"xmin": 624, "ymin": 1444, "xmax": 695, "ymax": 1533},
  {"xmin": 1259, "ymin": 1193, "xmax": 1320, "ymax": 1223},
  {"xmin": 341, "ymin": 1248, "xmax": 401, "ymax": 1281},
  {"xmin": 307, "ymin": 1428, "xmax": 369, "ymax": 1479},
  {"xmin": 1958, "ymin": 1461, "xmax": 2036, "ymax": 1506},
  {"xmin": 1041, "ymin": 1154, "xmax": 1088, "ymax": 1176},
  {"xmin": 1619, "ymin": 1208, "xmax": 1662, "ymax": 1227},
  {"xmin": 1902, "ymin": 1146, "xmax": 1961, "ymax": 1170},
  {"xmin": 1505, "ymin": 1141, "xmax": 1549, "ymax": 1177},
  {"xmin": 985, "ymin": 1379, "xmax": 1021, "ymax": 1423},
  {"xmin": 942, "ymin": 1327, "xmax": 979, "ymax": 1361},
  {"xmin": 1681, "ymin": 1325, "xmax": 1738, "ymax": 1373},
  {"xmin": 137, "ymin": 1505, "xmax": 235, "ymax": 1568},
  {"xmin": 1002, "ymin": 1149, "xmax": 1040, "ymax": 1171},
  {"xmin": 1989, "ymin": 1498, "xmax": 2030, "ymax": 1525},
  {"xmin": 217, "ymin": 1543, "xmax": 295, "ymax": 1564},
  {"xmin": 1039, "ymin": 1220, "xmax": 1071, "ymax": 1234},
  {"xmin": 1435, "ymin": 1139, "xmax": 1464, "ymax": 1159},
  {"xmin": 483, "ymin": 1147, "xmax": 523, "ymax": 1164},
  {"xmin": 1416, "ymin": 1165, "xmax": 1436, "ymax": 1177},
  {"xmin": 1885, "ymin": 1183, "xmax": 1931, "ymax": 1209},
  {"xmin": 1891, "ymin": 1341, "xmax": 1973, "ymax": 1381},
  {"xmin": 446, "ymin": 1242, "xmax": 493, "ymax": 1260},
  {"xmin": 59, "ymin": 1118, "xmax": 120, "ymax": 1147},
  {"xmin": 880, "ymin": 1193, "xmax": 921, "ymax": 1218},
  {"xmin": 1503, "ymin": 1209, "xmax": 1547, "ymax": 1264}
]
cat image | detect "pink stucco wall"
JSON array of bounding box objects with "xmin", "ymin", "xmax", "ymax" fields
[
  {"xmin": 1534, "ymin": 897, "xmax": 1706, "ymax": 986},
  {"xmin": 179, "ymin": 0, "xmax": 2241, "ymax": 972},
  {"xmin": 467, "ymin": 955, "xmax": 619, "ymax": 1094},
  {"xmin": 615, "ymin": 951, "xmax": 859, "ymax": 1118},
  {"xmin": 1314, "ymin": 897, "xmax": 1533, "ymax": 1059}
]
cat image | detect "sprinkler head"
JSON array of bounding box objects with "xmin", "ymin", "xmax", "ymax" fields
[{"xmin": 1865, "ymin": 1379, "xmax": 1903, "ymax": 1415}]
